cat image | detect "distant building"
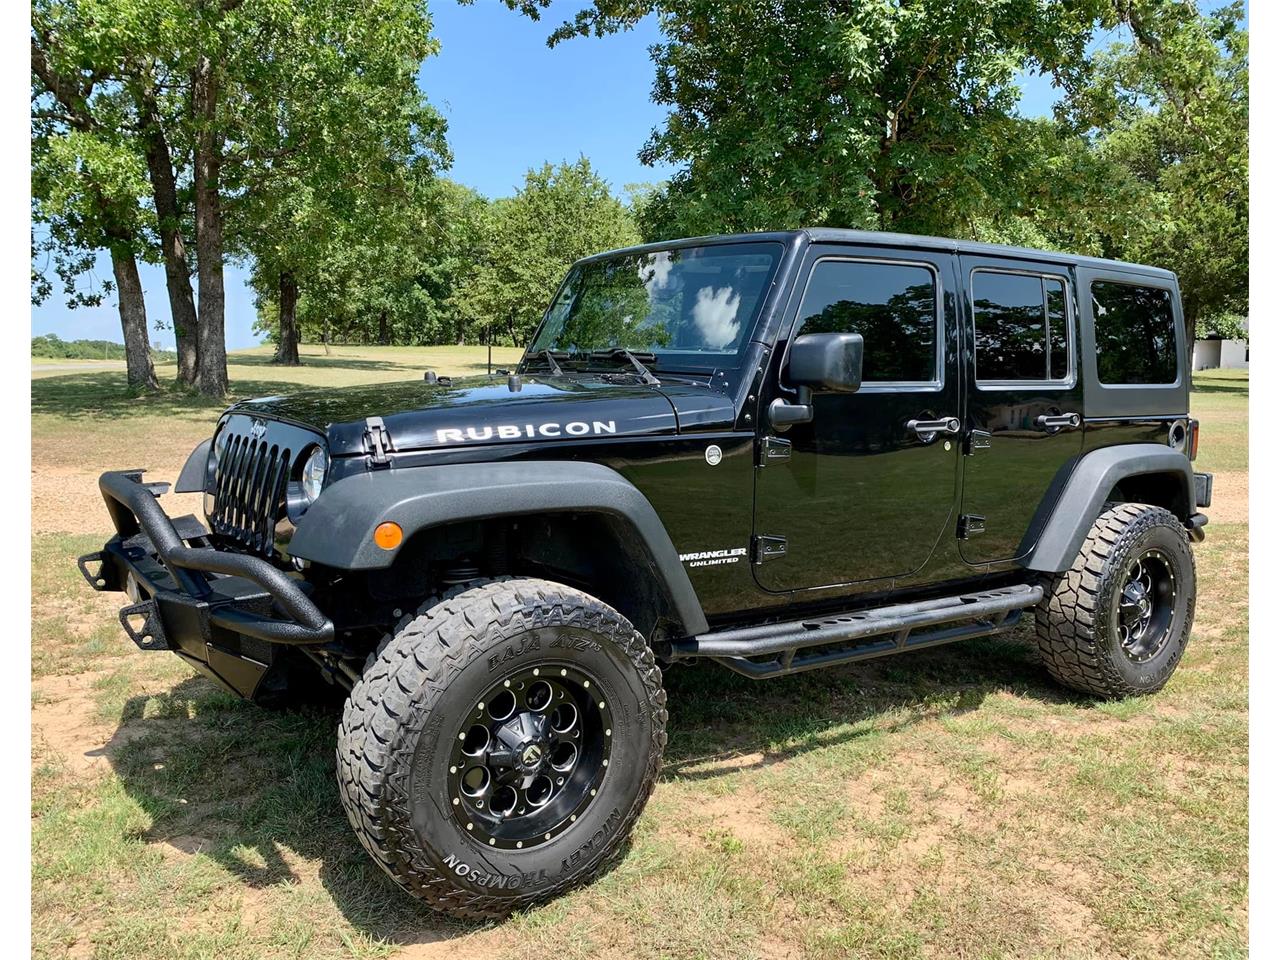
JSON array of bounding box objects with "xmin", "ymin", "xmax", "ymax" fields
[{"xmin": 1192, "ymin": 318, "xmax": 1249, "ymax": 371}]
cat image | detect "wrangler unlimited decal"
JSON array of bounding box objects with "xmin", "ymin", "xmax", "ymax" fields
[
  {"xmin": 679, "ymin": 546, "xmax": 748, "ymax": 567},
  {"xmin": 436, "ymin": 420, "xmax": 617, "ymax": 444}
]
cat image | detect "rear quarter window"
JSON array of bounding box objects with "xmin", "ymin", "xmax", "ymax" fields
[{"xmin": 1091, "ymin": 281, "xmax": 1178, "ymax": 384}]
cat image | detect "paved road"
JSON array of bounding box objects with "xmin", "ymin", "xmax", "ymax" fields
[{"xmin": 31, "ymin": 361, "xmax": 128, "ymax": 373}]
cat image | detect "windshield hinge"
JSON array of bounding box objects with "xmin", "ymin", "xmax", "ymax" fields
[
  {"xmin": 752, "ymin": 535, "xmax": 788, "ymax": 564},
  {"xmin": 757, "ymin": 436, "xmax": 792, "ymax": 467},
  {"xmin": 364, "ymin": 416, "xmax": 393, "ymax": 468}
]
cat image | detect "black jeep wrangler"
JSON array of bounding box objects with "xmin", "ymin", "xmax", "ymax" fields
[{"xmin": 79, "ymin": 229, "xmax": 1212, "ymax": 918}]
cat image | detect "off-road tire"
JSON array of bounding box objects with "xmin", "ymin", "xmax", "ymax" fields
[
  {"xmin": 1035, "ymin": 502, "xmax": 1196, "ymax": 699},
  {"xmin": 336, "ymin": 578, "xmax": 667, "ymax": 919}
]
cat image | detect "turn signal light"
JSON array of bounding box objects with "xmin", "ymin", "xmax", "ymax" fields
[
  {"xmin": 1188, "ymin": 419, "xmax": 1200, "ymax": 460},
  {"xmin": 374, "ymin": 521, "xmax": 403, "ymax": 550}
]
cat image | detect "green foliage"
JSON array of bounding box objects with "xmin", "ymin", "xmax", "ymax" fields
[
  {"xmin": 31, "ymin": 334, "xmax": 175, "ymax": 362},
  {"xmin": 1195, "ymin": 312, "xmax": 1247, "ymax": 342},
  {"xmin": 31, "ymin": 0, "xmax": 157, "ymax": 305},
  {"xmin": 235, "ymin": 0, "xmax": 451, "ymax": 348},
  {"xmin": 619, "ymin": 0, "xmax": 1105, "ymax": 241},
  {"xmin": 1061, "ymin": 1, "xmax": 1248, "ymax": 333},
  {"xmin": 454, "ymin": 158, "xmax": 641, "ymax": 346}
]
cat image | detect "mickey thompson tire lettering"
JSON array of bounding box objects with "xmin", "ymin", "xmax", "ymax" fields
[{"xmin": 336, "ymin": 578, "xmax": 667, "ymax": 920}]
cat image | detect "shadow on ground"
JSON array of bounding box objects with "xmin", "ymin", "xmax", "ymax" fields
[
  {"xmin": 1190, "ymin": 374, "xmax": 1249, "ymax": 396},
  {"xmin": 103, "ymin": 629, "xmax": 1085, "ymax": 943}
]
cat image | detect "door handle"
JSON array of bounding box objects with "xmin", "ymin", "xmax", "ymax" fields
[
  {"xmin": 1035, "ymin": 413, "xmax": 1082, "ymax": 431},
  {"xmin": 907, "ymin": 417, "xmax": 961, "ymax": 440}
]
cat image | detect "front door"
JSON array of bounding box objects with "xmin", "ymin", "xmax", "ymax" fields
[
  {"xmin": 753, "ymin": 246, "xmax": 961, "ymax": 593},
  {"xmin": 957, "ymin": 257, "xmax": 1085, "ymax": 563}
]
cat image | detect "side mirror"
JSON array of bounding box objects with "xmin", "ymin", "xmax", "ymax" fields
[
  {"xmin": 786, "ymin": 332, "xmax": 864, "ymax": 393},
  {"xmin": 769, "ymin": 332, "xmax": 864, "ymax": 430}
]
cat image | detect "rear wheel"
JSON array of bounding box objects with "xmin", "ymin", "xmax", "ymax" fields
[
  {"xmin": 336, "ymin": 578, "xmax": 666, "ymax": 919},
  {"xmin": 1035, "ymin": 502, "xmax": 1196, "ymax": 699}
]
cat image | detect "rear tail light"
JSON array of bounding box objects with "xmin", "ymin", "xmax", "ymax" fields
[{"xmin": 1188, "ymin": 419, "xmax": 1199, "ymax": 460}]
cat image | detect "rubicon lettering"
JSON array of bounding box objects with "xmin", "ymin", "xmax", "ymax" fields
[
  {"xmin": 679, "ymin": 546, "xmax": 748, "ymax": 568},
  {"xmin": 435, "ymin": 420, "xmax": 617, "ymax": 445}
]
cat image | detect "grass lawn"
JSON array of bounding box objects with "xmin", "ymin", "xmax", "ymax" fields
[{"xmin": 30, "ymin": 351, "xmax": 1248, "ymax": 959}]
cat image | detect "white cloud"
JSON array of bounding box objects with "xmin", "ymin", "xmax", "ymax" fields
[
  {"xmin": 693, "ymin": 285, "xmax": 742, "ymax": 349},
  {"xmin": 641, "ymin": 251, "xmax": 674, "ymax": 293}
]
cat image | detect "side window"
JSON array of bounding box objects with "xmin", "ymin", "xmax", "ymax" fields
[
  {"xmin": 1091, "ymin": 281, "xmax": 1178, "ymax": 384},
  {"xmin": 794, "ymin": 260, "xmax": 939, "ymax": 383},
  {"xmin": 972, "ymin": 270, "xmax": 1071, "ymax": 383}
]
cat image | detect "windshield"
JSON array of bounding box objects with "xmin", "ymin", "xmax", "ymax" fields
[{"xmin": 525, "ymin": 241, "xmax": 784, "ymax": 372}]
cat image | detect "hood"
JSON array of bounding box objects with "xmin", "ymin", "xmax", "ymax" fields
[{"xmin": 230, "ymin": 373, "xmax": 735, "ymax": 457}]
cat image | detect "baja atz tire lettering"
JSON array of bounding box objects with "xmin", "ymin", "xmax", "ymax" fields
[
  {"xmin": 550, "ymin": 632, "xmax": 602, "ymax": 653},
  {"xmin": 488, "ymin": 634, "xmax": 541, "ymax": 671}
]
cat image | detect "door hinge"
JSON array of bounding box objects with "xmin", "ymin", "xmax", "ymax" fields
[
  {"xmin": 752, "ymin": 535, "xmax": 788, "ymax": 564},
  {"xmin": 757, "ymin": 436, "xmax": 792, "ymax": 466},
  {"xmin": 965, "ymin": 430, "xmax": 992, "ymax": 456},
  {"xmin": 958, "ymin": 514, "xmax": 986, "ymax": 539},
  {"xmin": 364, "ymin": 416, "xmax": 393, "ymax": 467}
]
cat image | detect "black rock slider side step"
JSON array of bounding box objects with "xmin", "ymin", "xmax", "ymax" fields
[{"xmin": 670, "ymin": 583, "xmax": 1043, "ymax": 679}]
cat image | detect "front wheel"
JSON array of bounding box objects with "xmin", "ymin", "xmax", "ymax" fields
[
  {"xmin": 1035, "ymin": 502, "xmax": 1196, "ymax": 699},
  {"xmin": 336, "ymin": 578, "xmax": 667, "ymax": 919}
]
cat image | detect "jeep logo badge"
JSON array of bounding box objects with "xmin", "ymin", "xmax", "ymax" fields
[
  {"xmin": 521, "ymin": 744, "xmax": 542, "ymax": 767},
  {"xmin": 249, "ymin": 418, "xmax": 267, "ymax": 440}
]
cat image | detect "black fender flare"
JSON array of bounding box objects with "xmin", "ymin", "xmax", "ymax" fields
[
  {"xmin": 288, "ymin": 460, "xmax": 710, "ymax": 636},
  {"xmin": 1019, "ymin": 443, "xmax": 1195, "ymax": 574},
  {"xmin": 175, "ymin": 438, "xmax": 212, "ymax": 493}
]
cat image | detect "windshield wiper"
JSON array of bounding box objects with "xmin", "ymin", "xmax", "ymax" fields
[{"xmin": 588, "ymin": 348, "xmax": 660, "ymax": 386}]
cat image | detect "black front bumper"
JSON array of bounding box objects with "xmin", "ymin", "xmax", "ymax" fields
[{"xmin": 78, "ymin": 470, "xmax": 335, "ymax": 699}]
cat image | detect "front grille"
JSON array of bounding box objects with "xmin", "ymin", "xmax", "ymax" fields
[{"xmin": 210, "ymin": 427, "xmax": 293, "ymax": 556}]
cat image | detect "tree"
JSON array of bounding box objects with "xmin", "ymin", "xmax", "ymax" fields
[
  {"xmin": 1059, "ymin": 0, "xmax": 1248, "ymax": 336},
  {"xmin": 128, "ymin": 54, "xmax": 200, "ymax": 386},
  {"xmin": 235, "ymin": 0, "xmax": 449, "ymax": 365},
  {"xmin": 455, "ymin": 158, "xmax": 640, "ymax": 346},
  {"xmin": 31, "ymin": 12, "xmax": 159, "ymax": 392},
  {"xmin": 252, "ymin": 178, "xmax": 487, "ymax": 350},
  {"xmin": 515, "ymin": 0, "xmax": 1104, "ymax": 241}
]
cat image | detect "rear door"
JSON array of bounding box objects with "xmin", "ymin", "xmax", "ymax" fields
[
  {"xmin": 958, "ymin": 257, "xmax": 1084, "ymax": 563},
  {"xmin": 752, "ymin": 244, "xmax": 961, "ymax": 592}
]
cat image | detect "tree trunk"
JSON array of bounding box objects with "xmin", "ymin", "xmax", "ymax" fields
[
  {"xmin": 378, "ymin": 309, "xmax": 390, "ymax": 345},
  {"xmin": 109, "ymin": 245, "xmax": 159, "ymax": 392},
  {"xmin": 137, "ymin": 83, "xmax": 199, "ymax": 386},
  {"xmin": 274, "ymin": 272, "xmax": 301, "ymax": 365},
  {"xmin": 193, "ymin": 54, "xmax": 228, "ymax": 398}
]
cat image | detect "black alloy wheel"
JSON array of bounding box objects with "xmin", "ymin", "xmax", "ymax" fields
[
  {"xmin": 447, "ymin": 664, "xmax": 613, "ymax": 850},
  {"xmin": 1116, "ymin": 549, "xmax": 1178, "ymax": 664}
]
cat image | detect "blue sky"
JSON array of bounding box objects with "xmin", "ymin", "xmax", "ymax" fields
[{"xmin": 29, "ymin": 0, "xmax": 1132, "ymax": 350}]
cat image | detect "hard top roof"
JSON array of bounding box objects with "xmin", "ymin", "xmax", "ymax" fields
[{"xmin": 577, "ymin": 228, "xmax": 1176, "ymax": 280}]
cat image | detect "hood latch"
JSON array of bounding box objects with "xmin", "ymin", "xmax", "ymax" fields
[{"xmin": 364, "ymin": 416, "xmax": 393, "ymax": 468}]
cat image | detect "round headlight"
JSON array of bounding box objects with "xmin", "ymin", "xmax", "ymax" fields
[{"xmin": 301, "ymin": 447, "xmax": 328, "ymax": 503}]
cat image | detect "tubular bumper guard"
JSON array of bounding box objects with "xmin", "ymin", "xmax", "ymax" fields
[{"xmin": 78, "ymin": 471, "xmax": 335, "ymax": 665}]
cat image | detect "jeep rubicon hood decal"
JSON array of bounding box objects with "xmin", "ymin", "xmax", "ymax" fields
[{"xmin": 231, "ymin": 374, "xmax": 686, "ymax": 455}]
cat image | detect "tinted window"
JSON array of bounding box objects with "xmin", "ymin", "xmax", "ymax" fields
[
  {"xmin": 1092, "ymin": 281, "xmax": 1178, "ymax": 384},
  {"xmin": 795, "ymin": 260, "xmax": 938, "ymax": 383},
  {"xmin": 973, "ymin": 271, "xmax": 1071, "ymax": 382}
]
